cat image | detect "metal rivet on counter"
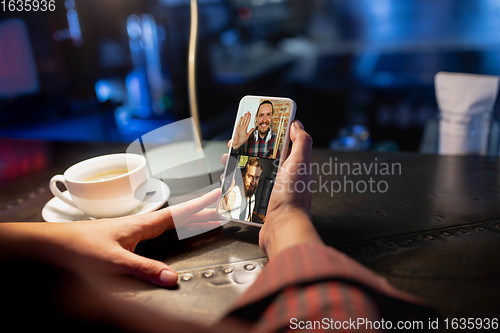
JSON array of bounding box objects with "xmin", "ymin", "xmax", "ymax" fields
[
  {"xmin": 424, "ymin": 235, "xmax": 434, "ymax": 241},
  {"xmin": 459, "ymin": 228, "xmax": 468, "ymax": 234},
  {"xmin": 475, "ymin": 226, "xmax": 485, "ymax": 232},
  {"xmin": 202, "ymin": 271, "xmax": 214, "ymax": 278},
  {"xmin": 181, "ymin": 274, "xmax": 192, "ymax": 282},
  {"xmin": 441, "ymin": 232, "xmax": 451, "ymax": 237},
  {"xmin": 363, "ymin": 246, "xmax": 374, "ymax": 252},
  {"xmin": 244, "ymin": 264, "xmax": 256, "ymax": 271},
  {"xmin": 223, "ymin": 267, "xmax": 233, "ymax": 274}
]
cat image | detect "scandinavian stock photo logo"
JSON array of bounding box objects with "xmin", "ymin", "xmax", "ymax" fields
[{"xmin": 273, "ymin": 157, "xmax": 402, "ymax": 195}]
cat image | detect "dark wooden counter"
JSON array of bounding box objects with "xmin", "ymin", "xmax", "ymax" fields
[{"xmin": 1, "ymin": 138, "xmax": 499, "ymax": 323}]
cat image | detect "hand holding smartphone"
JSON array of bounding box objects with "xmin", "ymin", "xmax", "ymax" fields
[{"xmin": 217, "ymin": 96, "xmax": 296, "ymax": 227}]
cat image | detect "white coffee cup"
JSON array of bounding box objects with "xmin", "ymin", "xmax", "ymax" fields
[{"xmin": 49, "ymin": 153, "xmax": 148, "ymax": 218}]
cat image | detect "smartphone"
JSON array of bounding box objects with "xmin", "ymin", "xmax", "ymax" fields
[{"xmin": 217, "ymin": 96, "xmax": 296, "ymax": 227}]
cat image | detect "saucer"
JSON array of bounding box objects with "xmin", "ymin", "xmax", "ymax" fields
[{"xmin": 42, "ymin": 179, "xmax": 170, "ymax": 223}]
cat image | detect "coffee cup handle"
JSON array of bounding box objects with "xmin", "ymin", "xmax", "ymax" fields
[{"xmin": 49, "ymin": 175, "xmax": 78, "ymax": 208}]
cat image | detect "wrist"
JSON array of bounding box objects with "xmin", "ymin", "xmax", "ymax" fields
[
  {"xmin": 0, "ymin": 223, "xmax": 54, "ymax": 260},
  {"xmin": 260, "ymin": 209, "xmax": 322, "ymax": 259}
]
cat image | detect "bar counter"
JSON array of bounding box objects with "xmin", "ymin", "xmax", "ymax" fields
[{"xmin": 0, "ymin": 138, "xmax": 499, "ymax": 324}]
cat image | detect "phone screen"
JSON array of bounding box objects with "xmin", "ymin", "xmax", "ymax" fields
[{"xmin": 217, "ymin": 96, "xmax": 296, "ymax": 226}]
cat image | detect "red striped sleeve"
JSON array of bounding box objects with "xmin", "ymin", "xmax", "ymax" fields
[{"xmin": 223, "ymin": 243, "xmax": 437, "ymax": 332}]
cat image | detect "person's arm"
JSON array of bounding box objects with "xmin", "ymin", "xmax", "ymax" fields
[
  {"xmin": 260, "ymin": 120, "xmax": 321, "ymax": 258},
  {"xmin": 222, "ymin": 121, "xmax": 437, "ymax": 331},
  {"xmin": 0, "ymin": 189, "xmax": 222, "ymax": 287},
  {"xmin": 226, "ymin": 242, "xmax": 436, "ymax": 331},
  {"xmin": 220, "ymin": 120, "xmax": 323, "ymax": 258}
]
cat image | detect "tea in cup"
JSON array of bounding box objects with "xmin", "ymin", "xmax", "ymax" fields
[{"xmin": 49, "ymin": 153, "xmax": 148, "ymax": 218}]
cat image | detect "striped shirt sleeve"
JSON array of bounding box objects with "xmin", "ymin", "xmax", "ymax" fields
[{"xmin": 223, "ymin": 243, "xmax": 437, "ymax": 332}]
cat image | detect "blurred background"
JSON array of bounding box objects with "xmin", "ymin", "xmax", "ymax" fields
[{"xmin": 1, "ymin": 0, "xmax": 500, "ymax": 151}]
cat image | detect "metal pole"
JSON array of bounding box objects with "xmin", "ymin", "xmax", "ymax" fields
[{"xmin": 188, "ymin": 0, "xmax": 202, "ymax": 147}]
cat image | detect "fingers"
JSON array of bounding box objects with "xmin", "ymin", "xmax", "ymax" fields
[
  {"xmin": 184, "ymin": 208, "xmax": 220, "ymax": 223},
  {"xmin": 237, "ymin": 115, "xmax": 244, "ymax": 128},
  {"xmin": 177, "ymin": 221, "xmax": 222, "ymax": 234},
  {"xmin": 241, "ymin": 113, "xmax": 246, "ymax": 128},
  {"xmin": 288, "ymin": 120, "xmax": 312, "ymax": 164},
  {"xmin": 232, "ymin": 113, "xmax": 253, "ymax": 150},
  {"xmin": 243, "ymin": 112, "xmax": 251, "ymax": 128},
  {"xmin": 119, "ymin": 250, "xmax": 178, "ymax": 287},
  {"xmin": 109, "ymin": 191, "xmax": 223, "ymax": 287},
  {"xmin": 173, "ymin": 206, "xmax": 223, "ymax": 240},
  {"xmin": 237, "ymin": 112, "xmax": 251, "ymax": 129},
  {"xmin": 168, "ymin": 188, "xmax": 221, "ymax": 223},
  {"xmin": 142, "ymin": 188, "xmax": 220, "ymax": 240}
]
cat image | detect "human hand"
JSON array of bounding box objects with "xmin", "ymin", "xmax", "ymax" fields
[
  {"xmin": 259, "ymin": 120, "xmax": 322, "ymax": 259},
  {"xmin": 2, "ymin": 189, "xmax": 221, "ymax": 287},
  {"xmin": 222, "ymin": 120, "xmax": 322, "ymax": 259},
  {"xmin": 232, "ymin": 112, "xmax": 254, "ymax": 149},
  {"xmin": 66, "ymin": 189, "xmax": 221, "ymax": 286}
]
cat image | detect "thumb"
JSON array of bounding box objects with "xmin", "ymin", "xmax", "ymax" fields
[
  {"xmin": 288, "ymin": 120, "xmax": 312, "ymax": 163},
  {"xmin": 118, "ymin": 250, "xmax": 178, "ymax": 287},
  {"xmin": 247, "ymin": 127, "xmax": 255, "ymax": 137}
]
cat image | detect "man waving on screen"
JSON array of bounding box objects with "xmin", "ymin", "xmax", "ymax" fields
[{"xmin": 231, "ymin": 100, "xmax": 281, "ymax": 159}]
